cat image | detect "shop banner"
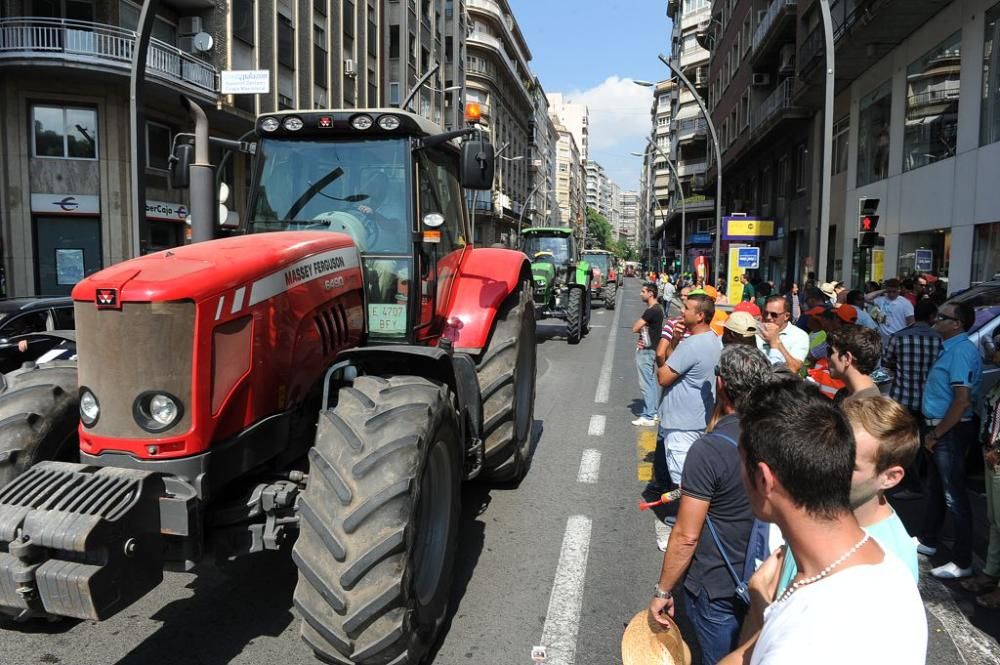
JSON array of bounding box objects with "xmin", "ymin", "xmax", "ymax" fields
[
  {"xmin": 723, "ymin": 217, "xmax": 776, "ymax": 241},
  {"xmin": 146, "ymin": 200, "xmax": 189, "ymax": 222},
  {"xmin": 872, "ymin": 249, "xmax": 885, "ymax": 283},
  {"xmin": 728, "ymin": 246, "xmax": 746, "ymax": 303},
  {"xmin": 30, "ymin": 193, "xmax": 100, "ymax": 216},
  {"xmin": 915, "ymin": 249, "xmax": 933, "ymax": 272}
]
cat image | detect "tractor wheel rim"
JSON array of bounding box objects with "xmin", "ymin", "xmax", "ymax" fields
[{"xmin": 414, "ymin": 438, "xmax": 452, "ymax": 607}]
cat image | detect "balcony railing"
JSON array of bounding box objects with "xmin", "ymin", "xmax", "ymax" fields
[
  {"xmin": 0, "ymin": 17, "xmax": 217, "ymax": 94},
  {"xmin": 750, "ymin": 78, "xmax": 794, "ymax": 132},
  {"xmin": 752, "ymin": 0, "xmax": 796, "ymax": 53},
  {"xmin": 675, "ymin": 117, "xmax": 707, "ymax": 142},
  {"xmin": 676, "ymin": 159, "xmax": 707, "ymax": 177}
]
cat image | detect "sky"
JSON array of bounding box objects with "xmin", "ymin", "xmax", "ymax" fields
[{"xmin": 508, "ymin": 0, "xmax": 672, "ymax": 191}]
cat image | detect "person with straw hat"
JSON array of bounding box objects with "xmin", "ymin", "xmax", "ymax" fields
[{"xmin": 622, "ymin": 609, "xmax": 692, "ymax": 665}]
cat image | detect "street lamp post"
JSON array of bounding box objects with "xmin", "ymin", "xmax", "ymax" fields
[
  {"xmin": 817, "ymin": 0, "xmax": 835, "ymax": 282},
  {"xmin": 633, "ymin": 141, "xmax": 686, "ymax": 276},
  {"xmin": 518, "ymin": 180, "xmax": 546, "ymax": 238}
]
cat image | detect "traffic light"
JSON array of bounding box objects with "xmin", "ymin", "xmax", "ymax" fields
[
  {"xmin": 858, "ymin": 197, "xmax": 880, "ymax": 233},
  {"xmin": 859, "ymin": 214, "xmax": 879, "ymax": 233}
]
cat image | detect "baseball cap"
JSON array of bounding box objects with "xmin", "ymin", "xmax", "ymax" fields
[
  {"xmin": 733, "ymin": 301, "xmax": 761, "ymax": 318},
  {"xmin": 830, "ymin": 304, "xmax": 858, "ymax": 323},
  {"xmin": 701, "ymin": 285, "xmax": 719, "ymax": 301},
  {"xmin": 724, "ymin": 311, "xmax": 758, "ymax": 337},
  {"xmin": 805, "ymin": 305, "xmax": 827, "ymax": 317}
]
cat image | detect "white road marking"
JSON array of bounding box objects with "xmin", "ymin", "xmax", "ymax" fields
[
  {"xmin": 576, "ymin": 450, "xmax": 601, "ymax": 484},
  {"xmin": 594, "ymin": 297, "xmax": 624, "ymax": 403},
  {"xmin": 919, "ymin": 562, "xmax": 1000, "ymax": 664},
  {"xmin": 588, "ymin": 324, "xmax": 608, "ymax": 328},
  {"xmin": 587, "ymin": 415, "xmax": 606, "ymax": 436},
  {"xmin": 539, "ymin": 515, "xmax": 593, "ymax": 665}
]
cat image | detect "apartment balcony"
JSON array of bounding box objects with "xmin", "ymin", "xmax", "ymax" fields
[
  {"xmin": 675, "ymin": 116, "xmax": 707, "ymax": 144},
  {"xmin": 676, "ymin": 159, "xmax": 707, "ymax": 177},
  {"xmin": 750, "ymin": 78, "xmax": 809, "ymax": 134},
  {"xmin": 0, "ymin": 17, "xmax": 218, "ymax": 98},
  {"xmin": 680, "ymin": 6, "xmax": 711, "ymax": 32},
  {"xmin": 679, "ymin": 45, "xmax": 709, "ymax": 75},
  {"xmin": 751, "ymin": 0, "xmax": 796, "ymax": 63}
]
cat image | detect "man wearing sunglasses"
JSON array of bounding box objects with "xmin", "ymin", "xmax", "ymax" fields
[
  {"xmin": 756, "ymin": 295, "xmax": 810, "ymax": 374},
  {"xmin": 917, "ymin": 302, "xmax": 982, "ymax": 579}
]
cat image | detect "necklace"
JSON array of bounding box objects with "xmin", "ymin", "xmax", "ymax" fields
[{"xmin": 777, "ymin": 532, "xmax": 871, "ymax": 603}]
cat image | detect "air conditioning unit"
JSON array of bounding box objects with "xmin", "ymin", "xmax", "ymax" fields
[
  {"xmin": 344, "ymin": 58, "xmax": 357, "ymax": 77},
  {"xmin": 752, "ymin": 73, "xmax": 771, "ymax": 87},
  {"xmin": 779, "ymin": 43, "xmax": 795, "ymax": 73},
  {"xmin": 178, "ymin": 16, "xmax": 202, "ymax": 36}
]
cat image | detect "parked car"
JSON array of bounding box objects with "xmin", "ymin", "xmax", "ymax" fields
[
  {"xmin": 944, "ymin": 281, "xmax": 1000, "ymax": 398},
  {"xmin": 0, "ymin": 297, "xmax": 75, "ymax": 341}
]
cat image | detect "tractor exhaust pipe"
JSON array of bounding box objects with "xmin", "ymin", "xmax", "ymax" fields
[{"xmin": 180, "ymin": 95, "xmax": 215, "ymax": 244}]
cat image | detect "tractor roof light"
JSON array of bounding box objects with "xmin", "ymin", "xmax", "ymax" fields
[
  {"xmin": 377, "ymin": 114, "xmax": 401, "ymax": 131},
  {"xmin": 282, "ymin": 116, "xmax": 304, "ymax": 131},
  {"xmin": 260, "ymin": 117, "xmax": 280, "ymax": 132},
  {"xmin": 464, "ymin": 102, "xmax": 482, "ymax": 124},
  {"xmin": 351, "ymin": 114, "xmax": 374, "ymax": 130}
]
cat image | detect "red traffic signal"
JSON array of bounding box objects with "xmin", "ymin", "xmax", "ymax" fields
[{"xmin": 859, "ymin": 215, "xmax": 879, "ymax": 233}]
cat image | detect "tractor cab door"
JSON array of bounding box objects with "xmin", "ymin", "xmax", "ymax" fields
[{"xmin": 412, "ymin": 147, "xmax": 468, "ymax": 343}]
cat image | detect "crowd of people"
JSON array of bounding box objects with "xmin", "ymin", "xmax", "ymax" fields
[{"xmin": 627, "ymin": 269, "xmax": 1000, "ymax": 665}]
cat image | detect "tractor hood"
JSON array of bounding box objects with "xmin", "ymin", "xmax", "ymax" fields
[{"xmin": 72, "ymin": 232, "xmax": 361, "ymax": 305}]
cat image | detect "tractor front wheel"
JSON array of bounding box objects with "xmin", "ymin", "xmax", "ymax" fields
[
  {"xmin": 0, "ymin": 361, "xmax": 79, "ymax": 487},
  {"xmin": 477, "ymin": 283, "xmax": 537, "ymax": 482},
  {"xmin": 293, "ymin": 375, "xmax": 462, "ymax": 665},
  {"xmin": 604, "ymin": 282, "xmax": 617, "ymax": 310},
  {"xmin": 566, "ymin": 288, "xmax": 584, "ymax": 345}
]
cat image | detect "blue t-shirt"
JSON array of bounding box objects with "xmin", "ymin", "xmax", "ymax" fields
[
  {"xmin": 776, "ymin": 510, "xmax": 919, "ymax": 597},
  {"xmin": 658, "ymin": 330, "xmax": 722, "ymax": 431},
  {"xmin": 921, "ymin": 333, "xmax": 982, "ymax": 420}
]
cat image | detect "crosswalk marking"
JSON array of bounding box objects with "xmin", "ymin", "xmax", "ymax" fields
[
  {"xmin": 577, "ymin": 450, "xmax": 601, "ymax": 484},
  {"xmin": 594, "ymin": 295, "xmax": 623, "ymax": 403},
  {"xmin": 587, "ymin": 415, "xmax": 606, "ymax": 436},
  {"xmin": 637, "ymin": 428, "xmax": 657, "ymax": 481},
  {"xmin": 539, "ymin": 515, "xmax": 592, "ymax": 665}
]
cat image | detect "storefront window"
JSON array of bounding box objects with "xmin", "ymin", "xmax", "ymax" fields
[
  {"xmin": 897, "ymin": 230, "xmax": 950, "ymax": 280},
  {"xmin": 973, "ymin": 222, "xmax": 1000, "ymax": 282},
  {"xmin": 857, "ymin": 80, "xmax": 891, "ymax": 187},
  {"xmin": 32, "ymin": 105, "xmax": 98, "ymax": 159},
  {"xmin": 983, "ymin": 2, "xmax": 1000, "ymax": 146},
  {"xmin": 903, "ymin": 32, "xmax": 961, "ymax": 171}
]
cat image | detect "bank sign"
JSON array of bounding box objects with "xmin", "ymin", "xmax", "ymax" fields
[
  {"xmin": 722, "ymin": 216, "xmax": 776, "ymax": 241},
  {"xmin": 31, "ymin": 193, "xmax": 100, "ymax": 216},
  {"xmin": 146, "ymin": 200, "xmax": 188, "ymax": 222}
]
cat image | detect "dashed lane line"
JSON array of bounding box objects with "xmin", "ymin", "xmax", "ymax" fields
[
  {"xmin": 576, "ymin": 450, "xmax": 601, "ymax": 484},
  {"xmin": 587, "ymin": 415, "xmax": 606, "ymax": 436},
  {"xmin": 538, "ymin": 515, "xmax": 593, "ymax": 665},
  {"xmin": 593, "ymin": 298, "xmax": 624, "ymax": 404},
  {"xmin": 637, "ymin": 427, "xmax": 657, "ymax": 482},
  {"xmin": 919, "ymin": 560, "xmax": 1000, "ymax": 664}
]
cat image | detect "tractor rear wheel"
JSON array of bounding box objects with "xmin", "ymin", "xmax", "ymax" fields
[
  {"xmin": 477, "ymin": 284, "xmax": 536, "ymax": 482},
  {"xmin": 566, "ymin": 288, "xmax": 584, "ymax": 345},
  {"xmin": 0, "ymin": 361, "xmax": 79, "ymax": 487},
  {"xmin": 604, "ymin": 283, "xmax": 617, "ymax": 310},
  {"xmin": 293, "ymin": 375, "xmax": 462, "ymax": 665},
  {"xmin": 582, "ymin": 289, "xmax": 592, "ymax": 335}
]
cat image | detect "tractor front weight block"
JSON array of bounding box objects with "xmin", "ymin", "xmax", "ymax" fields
[{"xmin": 0, "ymin": 461, "xmax": 166, "ymax": 621}]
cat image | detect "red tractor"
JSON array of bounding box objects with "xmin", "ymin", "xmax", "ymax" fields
[{"xmin": 0, "ymin": 108, "xmax": 536, "ymax": 665}]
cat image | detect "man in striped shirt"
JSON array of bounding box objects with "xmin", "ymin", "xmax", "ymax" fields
[{"xmin": 884, "ymin": 300, "xmax": 942, "ymax": 416}]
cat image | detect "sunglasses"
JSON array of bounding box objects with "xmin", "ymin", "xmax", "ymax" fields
[
  {"xmin": 936, "ymin": 313, "xmax": 959, "ymax": 323},
  {"xmin": 763, "ymin": 310, "xmax": 783, "ymax": 319}
]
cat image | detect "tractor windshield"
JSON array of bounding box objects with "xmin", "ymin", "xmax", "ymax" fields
[
  {"xmin": 522, "ymin": 235, "xmax": 572, "ymax": 264},
  {"xmin": 249, "ymin": 138, "xmax": 410, "ymax": 255},
  {"xmin": 585, "ymin": 253, "xmax": 610, "ymax": 273}
]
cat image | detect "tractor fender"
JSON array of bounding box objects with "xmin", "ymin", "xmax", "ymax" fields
[
  {"xmin": 446, "ymin": 248, "xmax": 531, "ymax": 354},
  {"xmin": 334, "ymin": 345, "xmax": 482, "ymax": 444}
]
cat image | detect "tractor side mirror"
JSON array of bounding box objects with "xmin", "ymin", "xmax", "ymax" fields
[
  {"xmin": 169, "ymin": 143, "xmax": 194, "ymax": 190},
  {"xmin": 461, "ymin": 140, "xmax": 495, "ymax": 190}
]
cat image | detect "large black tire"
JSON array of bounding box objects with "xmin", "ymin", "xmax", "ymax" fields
[
  {"xmin": 477, "ymin": 284, "xmax": 537, "ymax": 482},
  {"xmin": 0, "ymin": 361, "xmax": 79, "ymax": 487},
  {"xmin": 604, "ymin": 282, "xmax": 617, "ymax": 310},
  {"xmin": 293, "ymin": 375, "xmax": 462, "ymax": 665},
  {"xmin": 582, "ymin": 288, "xmax": 592, "ymax": 335},
  {"xmin": 566, "ymin": 287, "xmax": 584, "ymax": 345}
]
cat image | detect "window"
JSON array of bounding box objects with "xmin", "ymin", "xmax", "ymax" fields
[
  {"xmin": 344, "ymin": 0, "xmax": 355, "ymax": 38},
  {"xmin": 314, "ymin": 0, "xmax": 326, "ymax": 15},
  {"xmin": 368, "ymin": 11, "xmax": 377, "ymax": 57},
  {"xmin": 389, "ymin": 25, "xmax": 400, "ymax": 57},
  {"xmin": 983, "ymin": 3, "xmax": 1000, "ymax": 145},
  {"xmin": 314, "ymin": 25, "xmax": 327, "ymax": 85},
  {"xmin": 856, "ymin": 80, "xmax": 891, "ymax": 186},
  {"xmin": 146, "ymin": 121, "xmax": 171, "ymax": 171},
  {"xmin": 233, "ymin": 0, "xmax": 255, "ymax": 44},
  {"xmin": 795, "ymin": 144, "xmax": 807, "ymax": 191},
  {"xmin": 278, "ymin": 15, "xmax": 294, "ymax": 68},
  {"xmin": 389, "ymin": 81, "xmax": 401, "ymax": 105},
  {"xmin": 903, "ymin": 32, "xmax": 960, "ymax": 171},
  {"xmin": 777, "ymin": 155, "xmax": 789, "ymax": 198},
  {"xmin": 32, "ymin": 105, "xmax": 97, "ymax": 159},
  {"xmin": 973, "ymin": 222, "xmax": 1000, "ymax": 282},
  {"xmin": 832, "ymin": 116, "xmax": 849, "ymax": 174}
]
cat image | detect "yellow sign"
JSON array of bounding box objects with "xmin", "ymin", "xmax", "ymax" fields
[
  {"xmin": 726, "ymin": 219, "xmax": 775, "ymax": 238},
  {"xmin": 872, "ymin": 249, "xmax": 885, "ymax": 283},
  {"xmin": 728, "ymin": 246, "xmax": 746, "ymax": 303}
]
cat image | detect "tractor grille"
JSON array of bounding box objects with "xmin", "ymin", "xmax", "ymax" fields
[
  {"xmin": 314, "ymin": 302, "xmax": 350, "ymax": 356},
  {"xmin": 75, "ymin": 301, "xmax": 195, "ymax": 439}
]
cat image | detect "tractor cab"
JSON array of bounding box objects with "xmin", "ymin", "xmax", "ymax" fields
[
  {"xmin": 521, "ymin": 227, "xmax": 592, "ymax": 344},
  {"xmin": 245, "ymin": 109, "xmax": 493, "ymax": 344}
]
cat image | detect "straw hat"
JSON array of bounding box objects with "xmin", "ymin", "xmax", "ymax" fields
[
  {"xmin": 820, "ymin": 282, "xmax": 838, "ymax": 300},
  {"xmin": 621, "ymin": 610, "xmax": 692, "ymax": 665}
]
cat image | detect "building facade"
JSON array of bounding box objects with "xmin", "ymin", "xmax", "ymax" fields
[
  {"xmin": 527, "ymin": 77, "xmax": 558, "ymax": 230},
  {"xmin": 552, "ymin": 117, "xmax": 583, "ymax": 229},
  {"xmin": 619, "ymin": 190, "xmax": 639, "ymax": 245},
  {"xmin": 547, "ymin": 92, "xmax": 589, "ymax": 162}
]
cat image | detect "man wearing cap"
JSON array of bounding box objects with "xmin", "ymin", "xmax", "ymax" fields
[
  {"xmin": 846, "ymin": 290, "xmax": 879, "ymax": 331},
  {"xmin": 723, "ymin": 312, "xmax": 758, "ymax": 347},
  {"xmin": 795, "ymin": 286, "xmax": 828, "ymax": 331},
  {"xmin": 866, "ymin": 278, "xmax": 915, "ymax": 339},
  {"xmin": 650, "ymin": 346, "xmax": 774, "ymax": 665},
  {"xmin": 757, "ymin": 295, "xmax": 810, "ymax": 373}
]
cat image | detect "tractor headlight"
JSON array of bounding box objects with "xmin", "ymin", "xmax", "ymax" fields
[
  {"xmin": 133, "ymin": 391, "xmax": 183, "ymax": 432},
  {"xmin": 282, "ymin": 116, "xmax": 304, "ymax": 131},
  {"xmin": 79, "ymin": 388, "xmax": 100, "ymax": 427},
  {"xmin": 351, "ymin": 114, "xmax": 374, "ymax": 130},
  {"xmin": 260, "ymin": 117, "xmax": 280, "ymax": 132},
  {"xmin": 377, "ymin": 114, "xmax": 400, "ymax": 130}
]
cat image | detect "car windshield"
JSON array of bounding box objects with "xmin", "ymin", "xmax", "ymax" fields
[
  {"xmin": 585, "ymin": 254, "xmax": 610, "ymax": 272},
  {"xmin": 947, "ymin": 284, "xmax": 1000, "ymax": 334},
  {"xmin": 523, "ymin": 235, "xmax": 571, "ymax": 263},
  {"xmin": 249, "ymin": 138, "xmax": 410, "ymax": 254}
]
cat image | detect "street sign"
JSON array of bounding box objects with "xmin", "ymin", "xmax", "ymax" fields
[
  {"xmin": 689, "ymin": 232, "xmax": 712, "ymax": 245},
  {"xmin": 736, "ymin": 246, "xmax": 759, "ymax": 269},
  {"xmin": 221, "ymin": 70, "xmax": 270, "ymax": 94},
  {"xmin": 915, "ymin": 249, "xmax": 933, "ymax": 272}
]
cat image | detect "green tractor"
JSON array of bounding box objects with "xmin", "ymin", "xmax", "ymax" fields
[
  {"xmin": 522, "ymin": 227, "xmax": 592, "ymax": 344},
  {"xmin": 581, "ymin": 249, "xmax": 620, "ymax": 310}
]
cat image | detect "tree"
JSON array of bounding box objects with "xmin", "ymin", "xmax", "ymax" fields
[{"xmin": 585, "ymin": 207, "xmax": 613, "ymax": 250}]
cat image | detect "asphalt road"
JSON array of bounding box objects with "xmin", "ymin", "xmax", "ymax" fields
[{"xmin": 0, "ymin": 279, "xmax": 997, "ymax": 665}]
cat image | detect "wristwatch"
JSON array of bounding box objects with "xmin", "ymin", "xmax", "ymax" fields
[{"xmin": 653, "ymin": 585, "xmax": 672, "ymax": 600}]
